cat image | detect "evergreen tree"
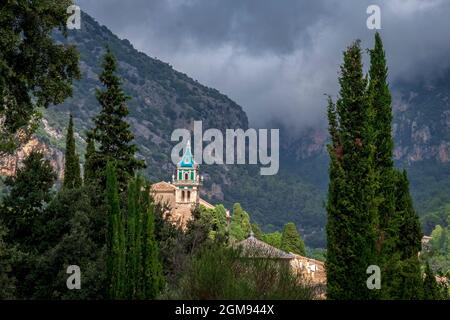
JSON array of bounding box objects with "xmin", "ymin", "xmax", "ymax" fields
[
  {"xmin": 0, "ymin": 220, "xmax": 16, "ymax": 299},
  {"xmin": 126, "ymin": 176, "xmax": 139, "ymax": 298},
  {"xmin": 107, "ymin": 173, "xmax": 163, "ymax": 299},
  {"xmin": 326, "ymin": 41, "xmax": 378, "ymax": 300},
  {"xmin": 211, "ymin": 205, "xmax": 228, "ymax": 237},
  {"xmin": 394, "ymin": 171, "xmax": 423, "ymax": 259},
  {"xmin": 381, "ymin": 170, "xmax": 423, "ymax": 299},
  {"xmin": 423, "ymin": 262, "xmax": 440, "ymax": 300},
  {"xmin": 31, "ymin": 186, "xmax": 107, "ymax": 299},
  {"xmin": 380, "ymin": 255, "xmax": 423, "ymax": 300},
  {"xmin": 368, "ymin": 32, "xmax": 394, "ymax": 170},
  {"xmin": 230, "ymin": 203, "xmax": 251, "ymax": 241},
  {"xmin": 368, "ymin": 32, "xmax": 395, "ymax": 259},
  {"xmin": 326, "ymin": 33, "xmax": 424, "ymax": 300},
  {"xmin": 280, "ymin": 222, "xmax": 306, "ymax": 256},
  {"xmin": 83, "ymin": 132, "xmax": 96, "ymax": 186},
  {"xmin": 0, "ymin": 151, "xmax": 56, "ymax": 249},
  {"xmin": 63, "ymin": 114, "xmax": 82, "ymax": 189},
  {"xmin": 368, "ymin": 32, "xmax": 423, "ymax": 299},
  {"xmin": 251, "ymin": 223, "xmax": 263, "ymax": 240},
  {"xmin": 92, "ymin": 48, "xmax": 145, "ymax": 189},
  {"xmin": 105, "ymin": 161, "xmax": 126, "ymax": 299},
  {"xmin": 143, "ymin": 201, "xmax": 165, "ymax": 298},
  {"xmin": 262, "ymin": 232, "xmax": 283, "ymax": 249}
]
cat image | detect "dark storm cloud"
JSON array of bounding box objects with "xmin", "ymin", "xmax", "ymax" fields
[
  {"xmin": 78, "ymin": 0, "xmax": 330, "ymax": 54},
  {"xmin": 75, "ymin": 0, "xmax": 450, "ymax": 130}
]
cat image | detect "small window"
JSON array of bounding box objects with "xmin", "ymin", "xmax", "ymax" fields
[
  {"xmin": 181, "ymin": 191, "xmax": 185, "ymax": 201},
  {"xmin": 185, "ymin": 172, "xmax": 189, "ymax": 180},
  {"xmin": 187, "ymin": 191, "xmax": 191, "ymax": 201}
]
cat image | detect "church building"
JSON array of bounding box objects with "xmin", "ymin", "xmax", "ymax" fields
[{"xmin": 151, "ymin": 140, "xmax": 215, "ymax": 227}]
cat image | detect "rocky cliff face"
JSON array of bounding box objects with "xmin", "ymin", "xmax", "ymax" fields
[
  {"xmin": 281, "ymin": 76, "xmax": 450, "ymax": 166},
  {"xmin": 392, "ymin": 81, "xmax": 450, "ymax": 164},
  {"xmin": 0, "ymin": 136, "xmax": 64, "ymax": 179}
]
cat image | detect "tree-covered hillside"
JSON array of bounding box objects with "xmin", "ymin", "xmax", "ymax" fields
[{"xmin": 34, "ymin": 12, "xmax": 326, "ymax": 247}]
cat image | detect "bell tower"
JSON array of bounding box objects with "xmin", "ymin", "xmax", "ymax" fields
[{"xmin": 172, "ymin": 140, "xmax": 202, "ymax": 204}]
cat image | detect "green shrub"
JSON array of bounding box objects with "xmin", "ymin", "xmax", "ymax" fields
[{"xmin": 172, "ymin": 245, "xmax": 316, "ymax": 300}]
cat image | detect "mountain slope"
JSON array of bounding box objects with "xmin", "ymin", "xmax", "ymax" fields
[
  {"xmin": 279, "ymin": 71, "xmax": 450, "ymax": 236},
  {"xmin": 34, "ymin": 13, "xmax": 326, "ymax": 247}
]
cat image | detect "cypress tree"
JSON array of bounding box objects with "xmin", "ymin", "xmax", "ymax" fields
[
  {"xmin": 368, "ymin": 32, "xmax": 423, "ymax": 299},
  {"xmin": 380, "ymin": 170, "xmax": 423, "ymax": 299},
  {"xmin": 368, "ymin": 32, "xmax": 397, "ymax": 298},
  {"xmin": 326, "ymin": 41, "xmax": 378, "ymax": 299},
  {"xmin": 326, "ymin": 33, "xmax": 425, "ymax": 300},
  {"xmin": 105, "ymin": 161, "xmax": 126, "ymax": 299},
  {"xmin": 134, "ymin": 179, "xmax": 146, "ymax": 299},
  {"xmin": 63, "ymin": 114, "xmax": 82, "ymax": 189},
  {"xmin": 92, "ymin": 48, "xmax": 145, "ymax": 190},
  {"xmin": 122, "ymin": 176, "xmax": 163, "ymax": 299},
  {"xmin": 368, "ymin": 31, "xmax": 395, "ymax": 255},
  {"xmin": 126, "ymin": 177, "xmax": 138, "ymax": 298},
  {"xmin": 280, "ymin": 222, "xmax": 306, "ymax": 256},
  {"xmin": 83, "ymin": 132, "xmax": 96, "ymax": 186},
  {"xmin": 143, "ymin": 202, "xmax": 164, "ymax": 299},
  {"xmin": 368, "ymin": 32, "xmax": 394, "ymax": 169},
  {"xmin": 423, "ymin": 262, "xmax": 440, "ymax": 300},
  {"xmin": 394, "ymin": 171, "xmax": 422, "ymax": 259}
]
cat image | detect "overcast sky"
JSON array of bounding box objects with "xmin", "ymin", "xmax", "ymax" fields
[{"xmin": 76, "ymin": 0, "xmax": 450, "ymax": 130}]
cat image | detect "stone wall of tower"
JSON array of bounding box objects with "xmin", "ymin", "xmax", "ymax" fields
[{"xmin": 175, "ymin": 186, "xmax": 199, "ymax": 204}]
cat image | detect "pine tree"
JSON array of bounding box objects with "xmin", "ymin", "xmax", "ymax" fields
[
  {"xmin": 280, "ymin": 222, "xmax": 306, "ymax": 256},
  {"xmin": 83, "ymin": 132, "xmax": 96, "ymax": 186},
  {"xmin": 326, "ymin": 41, "xmax": 378, "ymax": 300},
  {"xmin": 105, "ymin": 161, "xmax": 126, "ymax": 299},
  {"xmin": 63, "ymin": 114, "xmax": 82, "ymax": 189},
  {"xmin": 92, "ymin": 48, "xmax": 145, "ymax": 189}
]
